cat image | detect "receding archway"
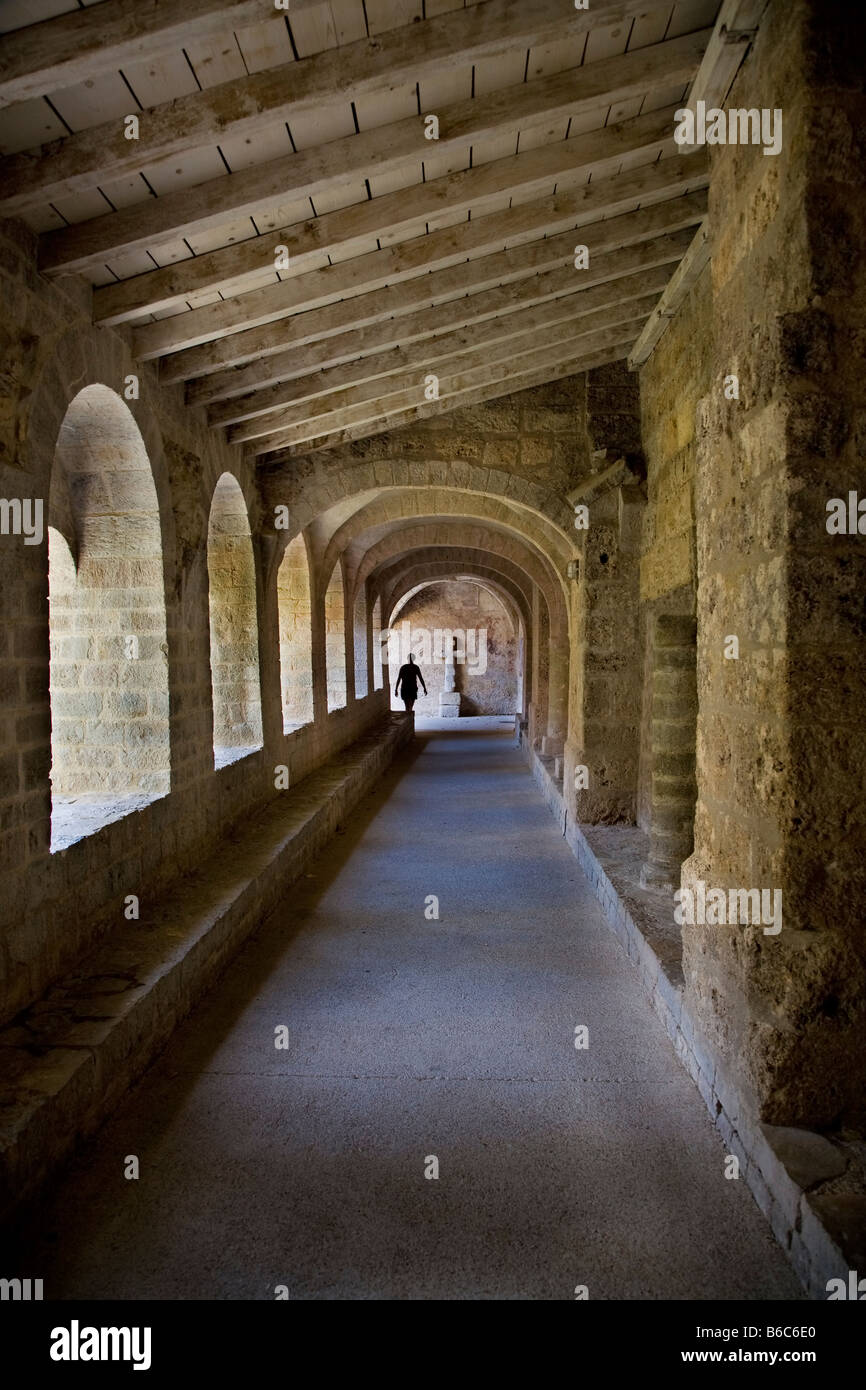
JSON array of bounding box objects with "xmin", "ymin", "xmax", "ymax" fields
[
  {"xmin": 387, "ymin": 578, "xmax": 518, "ymax": 716},
  {"xmin": 48, "ymin": 385, "xmax": 171, "ymax": 852},
  {"xmin": 207, "ymin": 473, "xmax": 263, "ymax": 767}
]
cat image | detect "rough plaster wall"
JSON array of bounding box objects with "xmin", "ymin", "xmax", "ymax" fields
[
  {"xmin": 684, "ymin": 0, "xmax": 866, "ymax": 1128},
  {"xmin": 637, "ymin": 266, "xmax": 711, "ymax": 830},
  {"xmin": 390, "ymin": 581, "xmax": 517, "ymax": 715}
]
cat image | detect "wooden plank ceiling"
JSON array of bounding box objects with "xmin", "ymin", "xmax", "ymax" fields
[{"xmin": 0, "ymin": 0, "xmax": 721, "ymax": 461}]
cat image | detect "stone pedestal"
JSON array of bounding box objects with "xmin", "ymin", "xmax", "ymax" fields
[
  {"xmin": 439, "ymin": 640, "xmax": 461, "ymax": 717},
  {"xmin": 639, "ymin": 614, "xmax": 697, "ymax": 892}
]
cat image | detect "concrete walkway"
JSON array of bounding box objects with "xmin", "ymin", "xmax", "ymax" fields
[{"xmin": 20, "ymin": 731, "xmax": 802, "ymax": 1300}]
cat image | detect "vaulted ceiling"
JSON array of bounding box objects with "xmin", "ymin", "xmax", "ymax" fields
[{"xmin": 0, "ymin": 0, "xmax": 761, "ymax": 464}]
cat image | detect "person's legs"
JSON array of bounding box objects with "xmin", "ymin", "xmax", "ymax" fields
[{"xmin": 403, "ymin": 697, "xmax": 415, "ymax": 713}]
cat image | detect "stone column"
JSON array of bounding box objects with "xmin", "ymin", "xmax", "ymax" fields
[
  {"xmin": 529, "ymin": 585, "xmax": 549, "ymax": 748},
  {"xmin": 681, "ymin": 0, "xmax": 866, "ymax": 1127},
  {"xmin": 542, "ymin": 629, "xmax": 567, "ymax": 754},
  {"xmin": 564, "ymin": 477, "xmax": 643, "ymax": 824},
  {"xmin": 640, "ymin": 614, "xmax": 697, "ymax": 889}
]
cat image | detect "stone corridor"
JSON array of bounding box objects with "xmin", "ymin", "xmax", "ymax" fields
[
  {"xmin": 1, "ymin": 0, "xmax": 865, "ymax": 1309},
  {"xmin": 11, "ymin": 731, "xmax": 800, "ymax": 1300}
]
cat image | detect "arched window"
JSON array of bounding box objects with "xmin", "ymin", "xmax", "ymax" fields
[
  {"xmin": 324, "ymin": 560, "xmax": 347, "ymax": 712},
  {"xmin": 48, "ymin": 385, "xmax": 170, "ymax": 852},
  {"xmin": 207, "ymin": 473, "xmax": 263, "ymax": 767},
  {"xmin": 277, "ymin": 532, "xmax": 313, "ymax": 732},
  {"xmin": 372, "ymin": 596, "xmax": 384, "ymax": 691},
  {"xmin": 353, "ymin": 584, "xmax": 368, "ymax": 701}
]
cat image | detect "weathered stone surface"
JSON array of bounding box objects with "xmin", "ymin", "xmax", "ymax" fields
[
  {"xmin": 762, "ymin": 1125, "xmax": 848, "ymax": 1191},
  {"xmin": 804, "ymin": 1195, "xmax": 866, "ymax": 1272},
  {"xmin": 1, "ymin": 0, "xmax": 864, "ymax": 1304}
]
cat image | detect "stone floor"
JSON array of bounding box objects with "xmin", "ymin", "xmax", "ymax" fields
[
  {"xmin": 21, "ymin": 730, "xmax": 803, "ymax": 1300},
  {"xmin": 414, "ymin": 713, "xmax": 518, "ymax": 731}
]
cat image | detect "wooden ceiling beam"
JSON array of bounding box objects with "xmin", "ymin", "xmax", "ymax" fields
[
  {"xmin": 627, "ymin": 218, "xmax": 711, "ymax": 368},
  {"xmin": 2, "ymin": 0, "xmax": 671, "ymax": 212},
  {"xmin": 248, "ymin": 315, "xmax": 650, "ymax": 454},
  {"xmin": 160, "ymin": 203, "xmax": 701, "ymax": 384},
  {"xmin": 134, "ymin": 153, "xmax": 707, "ymax": 359},
  {"xmin": 258, "ymin": 343, "xmax": 635, "ymax": 460},
  {"xmin": 36, "ymin": 27, "xmax": 710, "ymax": 276},
  {"xmin": 93, "ymin": 103, "xmax": 682, "ymax": 326},
  {"xmin": 0, "ymin": 0, "xmax": 274, "ymax": 109},
  {"xmin": 230, "ymin": 291, "xmax": 662, "ymax": 446},
  {"xmin": 185, "ymin": 223, "xmax": 696, "ymax": 406},
  {"xmin": 627, "ymin": 1, "xmax": 771, "ymax": 369},
  {"xmin": 211, "ymin": 266, "xmax": 675, "ymax": 432},
  {"xmin": 679, "ymin": 0, "xmax": 770, "ymax": 127}
]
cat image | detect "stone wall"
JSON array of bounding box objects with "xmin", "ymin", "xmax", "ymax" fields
[
  {"xmin": 564, "ymin": 477, "xmax": 643, "ymax": 826},
  {"xmin": 0, "ymin": 212, "xmax": 599, "ymax": 1029},
  {"xmin": 0, "ymin": 218, "xmax": 389, "ymax": 1029},
  {"xmin": 389, "ymin": 580, "xmax": 518, "ymax": 715},
  {"xmin": 293, "ymin": 376, "xmax": 592, "ymax": 495},
  {"xmin": 637, "ymin": 264, "xmax": 711, "ymax": 832},
  {"xmin": 683, "ymin": 0, "xmax": 866, "ymax": 1129}
]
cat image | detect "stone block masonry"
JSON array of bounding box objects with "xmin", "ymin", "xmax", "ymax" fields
[
  {"xmin": 640, "ymin": 614, "xmax": 697, "ymax": 891},
  {"xmin": 0, "ymin": 216, "xmax": 393, "ymax": 1030},
  {"xmin": 684, "ymin": 0, "xmax": 866, "ymax": 1132},
  {"xmin": 1, "ymin": 0, "xmax": 865, "ymax": 1302}
]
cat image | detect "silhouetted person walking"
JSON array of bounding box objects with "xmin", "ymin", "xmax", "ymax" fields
[{"xmin": 395, "ymin": 653, "xmax": 427, "ymax": 713}]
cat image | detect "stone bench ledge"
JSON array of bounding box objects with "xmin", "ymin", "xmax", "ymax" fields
[{"xmin": 0, "ymin": 714, "xmax": 412, "ymax": 1227}]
